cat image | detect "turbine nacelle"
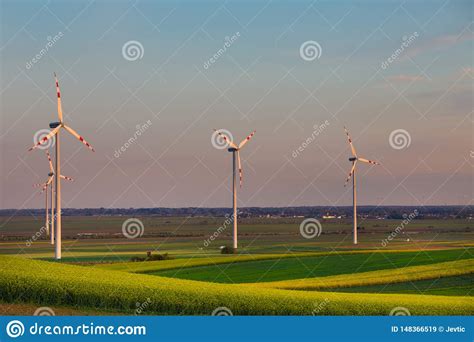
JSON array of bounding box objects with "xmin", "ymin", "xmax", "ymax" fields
[
  {"xmin": 349, "ymin": 157, "xmax": 357, "ymax": 162},
  {"xmin": 228, "ymin": 147, "xmax": 238, "ymax": 152},
  {"xmin": 49, "ymin": 121, "xmax": 61, "ymax": 129}
]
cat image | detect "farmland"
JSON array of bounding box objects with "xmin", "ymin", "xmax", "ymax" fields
[
  {"xmin": 0, "ymin": 215, "xmax": 472, "ymax": 315},
  {"xmin": 152, "ymin": 249, "xmax": 472, "ymax": 283},
  {"xmin": 0, "ymin": 254, "xmax": 472, "ymax": 315}
]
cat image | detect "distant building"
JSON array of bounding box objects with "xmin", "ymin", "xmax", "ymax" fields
[{"xmin": 322, "ymin": 213, "xmax": 337, "ymax": 219}]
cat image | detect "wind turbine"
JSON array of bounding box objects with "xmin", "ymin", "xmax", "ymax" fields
[
  {"xmin": 343, "ymin": 127, "xmax": 380, "ymax": 245},
  {"xmin": 214, "ymin": 129, "xmax": 256, "ymax": 251},
  {"xmin": 33, "ymin": 151, "xmax": 73, "ymax": 244},
  {"xmin": 29, "ymin": 73, "xmax": 95, "ymax": 260}
]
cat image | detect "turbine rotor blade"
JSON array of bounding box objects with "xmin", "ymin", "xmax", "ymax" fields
[
  {"xmin": 237, "ymin": 150, "xmax": 243, "ymax": 188},
  {"xmin": 60, "ymin": 175, "xmax": 74, "ymax": 181},
  {"xmin": 40, "ymin": 180, "xmax": 51, "ymax": 193},
  {"xmin": 46, "ymin": 150, "xmax": 54, "ymax": 173},
  {"xmin": 358, "ymin": 157, "xmax": 380, "ymax": 166},
  {"xmin": 344, "ymin": 161, "xmax": 357, "ymax": 187},
  {"xmin": 344, "ymin": 126, "xmax": 357, "ymax": 157},
  {"xmin": 63, "ymin": 125, "xmax": 95, "ymax": 152},
  {"xmin": 238, "ymin": 130, "xmax": 256, "ymax": 149},
  {"xmin": 54, "ymin": 73, "xmax": 63, "ymax": 123},
  {"xmin": 28, "ymin": 126, "xmax": 61, "ymax": 151},
  {"xmin": 213, "ymin": 129, "xmax": 237, "ymax": 149}
]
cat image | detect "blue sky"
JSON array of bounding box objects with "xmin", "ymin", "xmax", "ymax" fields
[{"xmin": 0, "ymin": 0, "xmax": 472, "ymax": 209}]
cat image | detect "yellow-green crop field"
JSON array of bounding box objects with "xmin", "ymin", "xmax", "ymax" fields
[
  {"xmin": 0, "ymin": 255, "xmax": 473, "ymax": 316},
  {"xmin": 0, "ymin": 217, "xmax": 472, "ymax": 315}
]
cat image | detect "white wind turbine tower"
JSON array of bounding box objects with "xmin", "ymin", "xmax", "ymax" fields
[
  {"xmin": 29, "ymin": 74, "xmax": 95, "ymax": 260},
  {"xmin": 33, "ymin": 150, "xmax": 73, "ymax": 244},
  {"xmin": 214, "ymin": 129, "xmax": 256, "ymax": 251},
  {"xmin": 343, "ymin": 127, "xmax": 380, "ymax": 245}
]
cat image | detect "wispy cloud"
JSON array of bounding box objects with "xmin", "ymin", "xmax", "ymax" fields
[
  {"xmin": 388, "ymin": 74, "xmax": 425, "ymax": 82},
  {"xmin": 405, "ymin": 30, "xmax": 474, "ymax": 58}
]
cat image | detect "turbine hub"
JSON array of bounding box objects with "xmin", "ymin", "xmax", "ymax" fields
[
  {"xmin": 349, "ymin": 157, "xmax": 357, "ymax": 162},
  {"xmin": 49, "ymin": 121, "xmax": 61, "ymax": 128},
  {"xmin": 48, "ymin": 172, "xmax": 54, "ymax": 177}
]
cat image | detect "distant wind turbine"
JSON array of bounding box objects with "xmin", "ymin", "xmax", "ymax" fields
[
  {"xmin": 343, "ymin": 127, "xmax": 380, "ymax": 245},
  {"xmin": 33, "ymin": 151, "xmax": 73, "ymax": 244},
  {"xmin": 214, "ymin": 129, "xmax": 256, "ymax": 251},
  {"xmin": 29, "ymin": 74, "xmax": 95, "ymax": 260}
]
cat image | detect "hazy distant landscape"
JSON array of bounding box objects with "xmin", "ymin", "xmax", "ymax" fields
[{"xmin": 0, "ymin": 209, "xmax": 472, "ymax": 315}]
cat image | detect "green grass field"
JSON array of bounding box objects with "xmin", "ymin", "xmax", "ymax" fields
[
  {"xmin": 322, "ymin": 274, "xmax": 473, "ymax": 296},
  {"xmin": 153, "ymin": 249, "xmax": 472, "ymax": 283},
  {"xmin": 254, "ymin": 259, "xmax": 474, "ymax": 291},
  {"xmin": 0, "ymin": 216, "xmax": 472, "ymax": 315}
]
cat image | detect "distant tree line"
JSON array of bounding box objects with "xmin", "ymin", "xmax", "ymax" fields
[{"xmin": 0, "ymin": 206, "xmax": 472, "ymax": 219}]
